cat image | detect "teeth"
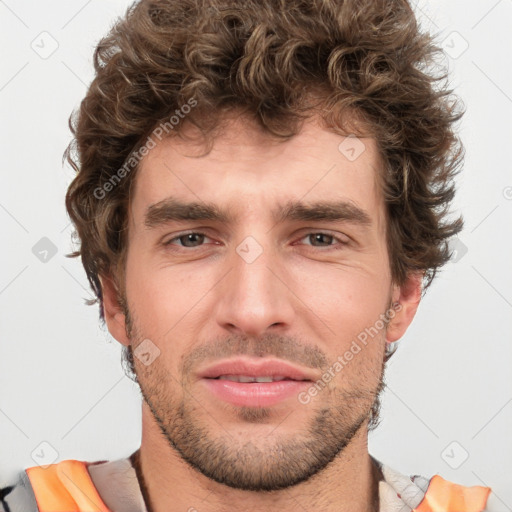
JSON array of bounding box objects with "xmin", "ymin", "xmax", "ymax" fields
[
  {"xmin": 254, "ymin": 376, "xmax": 275, "ymax": 383},
  {"xmin": 217, "ymin": 375, "xmax": 288, "ymax": 383}
]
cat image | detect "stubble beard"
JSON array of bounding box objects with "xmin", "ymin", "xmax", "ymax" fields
[{"xmin": 123, "ymin": 312, "xmax": 386, "ymax": 492}]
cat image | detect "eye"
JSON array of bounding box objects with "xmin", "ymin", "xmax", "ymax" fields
[
  {"xmin": 298, "ymin": 232, "xmax": 349, "ymax": 248},
  {"xmin": 164, "ymin": 232, "xmax": 211, "ymax": 248}
]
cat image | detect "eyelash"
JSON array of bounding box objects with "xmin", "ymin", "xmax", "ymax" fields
[{"xmin": 162, "ymin": 231, "xmax": 350, "ymax": 250}]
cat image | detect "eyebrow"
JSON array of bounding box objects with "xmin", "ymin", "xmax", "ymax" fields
[
  {"xmin": 145, "ymin": 198, "xmax": 231, "ymax": 228},
  {"xmin": 273, "ymin": 200, "xmax": 372, "ymax": 226},
  {"xmin": 144, "ymin": 197, "xmax": 372, "ymax": 229}
]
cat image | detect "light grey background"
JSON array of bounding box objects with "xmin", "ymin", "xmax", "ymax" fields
[{"xmin": 1, "ymin": 0, "xmax": 511, "ymax": 507}]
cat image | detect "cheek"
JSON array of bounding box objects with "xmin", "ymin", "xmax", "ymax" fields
[
  {"xmin": 125, "ymin": 252, "xmax": 216, "ymax": 338},
  {"xmin": 289, "ymin": 262, "xmax": 391, "ymax": 370},
  {"xmin": 291, "ymin": 259, "xmax": 390, "ymax": 319}
]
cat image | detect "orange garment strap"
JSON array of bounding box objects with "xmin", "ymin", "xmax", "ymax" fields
[
  {"xmin": 414, "ymin": 474, "xmax": 491, "ymax": 512},
  {"xmin": 26, "ymin": 460, "xmax": 111, "ymax": 512}
]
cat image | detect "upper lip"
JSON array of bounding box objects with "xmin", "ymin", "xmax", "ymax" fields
[{"xmin": 197, "ymin": 358, "xmax": 316, "ymax": 381}]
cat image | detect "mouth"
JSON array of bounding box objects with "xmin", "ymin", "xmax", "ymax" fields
[
  {"xmin": 198, "ymin": 358, "xmax": 315, "ymax": 381},
  {"xmin": 198, "ymin": 358, "xmax": 315, "ymax": 407},
  {"xmin": 213, "ymin": 375, "xmax": 310, "ymax": 383}
]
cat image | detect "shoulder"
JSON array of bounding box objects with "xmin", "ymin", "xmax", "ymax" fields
[
  {"xmin": 373, "ymin": 457, "xmax": 494, "ymax": 512},
  {"xmin": 0, "ymin": 454, "xmax": 143, "ymax": 512},
  {"xmin": 0, "ymin": 459, "xmax": 104, "ymax": 512},
  {"xmin": 375, "ymin": 458, "xmax": 430, "ymax": 511}
]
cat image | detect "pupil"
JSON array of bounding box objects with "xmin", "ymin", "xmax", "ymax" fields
[
  {"xmin": 182, "ymin": 233, "xmax": 204, "ymax": 247},
  {"xmin": 312, "ymin": 233, "xmax": 332, "ymax": 246}
]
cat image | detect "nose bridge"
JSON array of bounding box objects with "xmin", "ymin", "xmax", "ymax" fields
[{"xmin": 215, "ymin": 235, "xmax": 294, "ymax": 336}]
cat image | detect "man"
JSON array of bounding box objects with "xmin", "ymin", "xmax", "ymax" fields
[{"xmin": 0, "ymin": 0, "xmax": 495, "ymax": 510}]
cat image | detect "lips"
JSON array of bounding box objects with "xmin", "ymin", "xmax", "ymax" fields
[
  {"xmin": 216, "ymin": 375, "xmax": 288, "ymax": 382},
  {"xmin": 198, "ymin": 358, "xmax": 316, "ymax": 407},
  {"xmin": 197, "ymin": 358, "xmax": 315, "ymax": 382}
]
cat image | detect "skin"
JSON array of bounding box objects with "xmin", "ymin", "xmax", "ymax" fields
[{"xmin": 102, "ymin": 113, "xmax": 422, "ymax": 512}]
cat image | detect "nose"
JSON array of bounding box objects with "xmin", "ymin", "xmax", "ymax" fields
[{"xmin": 214, "ymin": 241, "xmax": 295, "ymax": 338}]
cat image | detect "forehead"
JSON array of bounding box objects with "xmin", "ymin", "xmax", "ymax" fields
[{"xmin": 129, "ymin": 114, "xmax": 385, "ymax": 226}]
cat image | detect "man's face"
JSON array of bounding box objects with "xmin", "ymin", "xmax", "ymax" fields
[{"xmin": 116, "ymin": 115, "xmax": 400, "ymax": 491}]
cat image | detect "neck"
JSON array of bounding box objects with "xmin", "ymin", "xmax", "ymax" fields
[{"xmin": 133, "ymin": 404, "xmax": 381, "ymax": 512}]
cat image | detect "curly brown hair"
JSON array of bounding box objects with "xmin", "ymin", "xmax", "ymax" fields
[{"xmin": 65, "ymin": 0, "xmax": 464, "ymax": 318}]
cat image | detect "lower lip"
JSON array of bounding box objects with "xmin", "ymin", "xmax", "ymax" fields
[{"xmin": 201, "ymin": 378, "xmax": 311, "ymax": 407}]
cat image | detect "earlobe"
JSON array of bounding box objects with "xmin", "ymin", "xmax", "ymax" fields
[
  {"xmin": 99, "ymin": 275, "xmax": 131, "ymax": 347},
  {"xmin": 386, "ymin": 272, "xmax": 423, "ymax": 343}
]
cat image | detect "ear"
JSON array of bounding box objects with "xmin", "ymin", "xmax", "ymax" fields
[
  {"xmin": 100, "ymin": 274, "xmax": 130, "ymax": 347},
  {"xmin": 386, "ymin": 272, "xmax": 423, "ymax": 343}
]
